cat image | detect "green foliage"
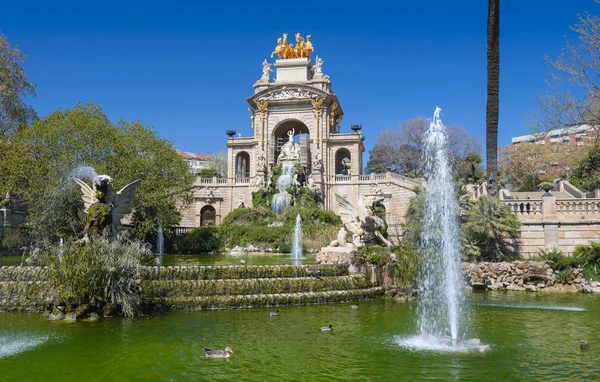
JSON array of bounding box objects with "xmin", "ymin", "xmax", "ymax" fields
[
  {"xmin": 514, "ymin": 172, "xmax": 542, "ymax": 192},
  {"xmin": 402, "ymin": 193, "xmax": 425, "ymax": 251},
  {"xmin": 0, "ymin": 228, "xmax": 28, "ymax": 255},
  {"xmin": 361, "ymin": 244, "xmax": 419, "ymax": 290},
  {"xmin": 198, "ymin": 168, "xmax": 219, "ymax": 178},
  {"xmin": 538, "ymin": 248, "xmax": 578, "ymax": 271},
  {"xmin": 573, "ymin": 241, "xmax": 600, "ymax": 267},
  {"xmin": 462, "ymin": 196, "xmax": 521, "ymax": 261},
  {"xmin": 252, "ymin": 189, "xmax": 272, "ymax": 209},
  {"xmin": 461, "ymin": 153, "xmax": 484, "ymax": 183},
  {"xmin": 32, "ymin": 236, "xmax": 151, "ymax": 317},
  {"xmin": 0, "ymin": 103, "xmax": 195, "ymax": 245},
  {"xmin": 570, "ymin": 147, "xmax": 600, "ymax": 191},
  {"xmin": 172, "ymin": 227, "xmax": 221, "ymax": 254},
  {"xmin": 283, "ymin": 206, "xmax": 341, "ymax": 226},
  {"xmin": 221, "ymin": 206, "xmax": 275, "ymax": 226},
  {"xmin": 0, "ymin": 33, "xmax": 36, "ymax": 136}
]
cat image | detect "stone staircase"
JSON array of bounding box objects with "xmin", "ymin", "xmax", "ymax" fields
[{"xmin": 141, "ymin": 264, "xmax": 383, "ymax": 311}]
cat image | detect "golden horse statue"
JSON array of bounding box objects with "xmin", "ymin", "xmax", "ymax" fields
[{"xmin": 272, "ymin": 33, "xmax": 313, "ymax": 59}]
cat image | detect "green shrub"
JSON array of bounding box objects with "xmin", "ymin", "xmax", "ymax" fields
[
  {"xmin": 32, "ymin": 235, "xmax": 150, "ymax": 317},
  {"xmin": 462, "ymin": 196, "xmax": 521, "ymax": 261},
  {"xmin": 538, "ymin": 248, "xmax": 578, "ymax": 271},
  {"xmin": 0, "ymin": 227, "xmax": 29, "ymax": 255},
  {"xmin": 221, "ymin": 206, "xmax": 275, "ymax": 226},
  {"xmin": 172, "ymin": 227, "xmax": 221, "ymax": 254},
  {"xmin": 198, "ymin": 168, "xmax": 220, "ymax": 178},
  {"xmin": 573, "ymin": 241, "xmax": 600, "ymax": 266}
]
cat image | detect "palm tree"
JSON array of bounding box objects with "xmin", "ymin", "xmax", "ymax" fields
[
  {"xmin": 486, "ymin": 0, "xmax": 500, "ymax": 197},
  {"xmin": 464, "ymin": 153, "xmax": 483, "ymax": 182},
  {"xmin": 463, "ymin": 196, "xmax": 520, "ymax": 261}
]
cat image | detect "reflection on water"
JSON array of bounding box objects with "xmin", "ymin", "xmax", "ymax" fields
[{"xmin": 1, "ymin": 294, "xmax": 599, "ymax": 381}]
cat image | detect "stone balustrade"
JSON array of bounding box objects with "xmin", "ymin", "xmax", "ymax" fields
[{"xmin": 556, "ymin": 199, "xmax": 600, "ymax": 219}]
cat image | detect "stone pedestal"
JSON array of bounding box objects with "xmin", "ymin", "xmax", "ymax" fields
[
  {"xmin": 317, "ymin": 246, "xmax": 359, "ymax": 265},
  {"xmin": 274, "ymin": 58, "xmax": 312, "ymax": 83}
]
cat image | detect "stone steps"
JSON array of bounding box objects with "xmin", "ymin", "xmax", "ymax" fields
[
  {"xmin": 147, "ymin": 287, "xmax": 385, "ymax": 311},
  {"xmin": 141, "ymin": 274, "xmax": 369, "ymax": 298},
  {"xmin": 141, "ymin": 264, "xmax": 349, "ymax": 281}
]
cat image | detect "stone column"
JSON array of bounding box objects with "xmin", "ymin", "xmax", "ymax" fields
[{"xmin": 542, "ymin": 192, "xmax": 558, "ymax": 250}]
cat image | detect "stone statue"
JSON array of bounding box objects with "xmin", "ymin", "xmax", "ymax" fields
[
  {"xmin": 277, "ymin": 129, "xmax": 300, "ymax": 163},
  {"xmin": 74, "ymin": 175, "xmax": 141, "ymax": 240},
  {"xmin": 307, "ymin": 174, "xmax": 320, "ymax": 195},
  {"xmin": 261, "ymin": 59, "xmax": 273, "ymax": 81},
  {"xmin": 256, "ymin": 152, "xmax": 266, "ymax": 172},
  {"xmin": 312, "ymin": 55, "xmax": 324, "ymax": 75},
  {"xmin": 236, "ymin": 195, "xmax": 245, "ymax": 208},
  {"xmin": 251, "ymin": 175, "xmax": 266, "ymax": 193},
  {"xmin": 313, "ymin": 152, "xmax": 323, "ymax": 172},
  {"xmin": 329, "ymin": 193, "xmax": 392, "ymax": 249}
]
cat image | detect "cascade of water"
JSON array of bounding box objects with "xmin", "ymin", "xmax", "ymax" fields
[
  {"xmin": 291, "ymin": 214, "xmax": 303, "ymax": 259},
  {"xmin": 272, "ymin": 162, "xmax": 295, "ymax": 214},
  {"xmin": 416, "ymin": 107, "xmax": 465, "ymax": 342},
  {"xmin": 157, "ymin": 227, "xmax": 164, "ymax": 256}
]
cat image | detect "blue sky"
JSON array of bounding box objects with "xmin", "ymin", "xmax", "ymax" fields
[{"xmin": 1, "ymin": 0, "xmax": 595, "ymax": 157}]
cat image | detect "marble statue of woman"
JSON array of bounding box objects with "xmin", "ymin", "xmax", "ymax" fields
[{"xmin": 277, "ymin": 128, "xmax": 300, "ymax": 162}]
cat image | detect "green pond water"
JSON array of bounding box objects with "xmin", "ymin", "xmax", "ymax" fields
[
  {"xmin": 0, "ymin": 253, "xmax": 317, "ymax": 267},
  {"xmin": 2, "ymin": 292, "xmax": 599, "ymax": 381}
]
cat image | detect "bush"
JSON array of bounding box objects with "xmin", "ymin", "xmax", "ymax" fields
[
  {"xmin": 573, "ymin": 241, "xmax": 600, "ymax": 266},
  {"xmin": 32, "ymin": 235, "xmax": 150, "ymax": 317},
  {"xmin": 221, "ymin": 206, "xmax": 275, "ymax": 226},
  {"xmin": 538, "ymin": 248, "xmax": 578, "ymax": 271},
  {"xmin": 0, "ymin": 227, "xmax": 29, "ymax": 255},
  {"xmin": 172, "ymin": 227, "xmax": 221, "ymax": 254},
  {"xmin": 198, "ymin": 168, "xmax": 219, "ymax": 178},
  {"xmin": 462, "ymin": 196, "xmax": 521, "ymax": 261}
]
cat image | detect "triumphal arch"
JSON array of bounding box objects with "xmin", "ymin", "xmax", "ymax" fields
[{"xmin": 179, "ymin": 34, "xmax": 422, "ymax": 239}]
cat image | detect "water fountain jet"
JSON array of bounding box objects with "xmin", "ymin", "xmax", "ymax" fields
[{"xmin": 397, "ymin": 107, "xmax": 489, "ymax": 353}]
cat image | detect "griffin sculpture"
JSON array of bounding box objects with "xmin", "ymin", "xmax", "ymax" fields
[
  {"xmin": 329, "ymin": 193, "xmax": 392, "ymax": 249},
  {"xmin": 74, "ymin": 175, "xmax": 141, "ymax": 240}
]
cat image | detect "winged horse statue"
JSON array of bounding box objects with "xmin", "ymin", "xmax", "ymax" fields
[
  {"xmin": 329, "ymin": 193, "xmax": 392, "ymax": 249},
  {"xmin": 74, "ymin": 175, "xmax": 141, "ymax": 241}
]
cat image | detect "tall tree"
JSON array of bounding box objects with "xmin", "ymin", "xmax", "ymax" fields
[
  {"xmin": 0, "ymin": 33, "xmax": 36, "ymax": 136},
  {"xmin": 535, "ymin": 3, "xmax": 600, "ymax": 141},
  {"xmin": 366, "ymin": 117, "xmax": 481, "ymax": 177},
  {"xmin": 0, "ymin": 103, "xmax": 195, "ymax": 243},
  {"xmin": 486, "ymin": 0, "xmax": 500, "ymax": 197}
]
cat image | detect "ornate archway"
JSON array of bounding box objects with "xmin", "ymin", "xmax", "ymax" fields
[
  {"xmin": 272, "ymin": 119, "xmax": 310, "ymax": 165},
  {"xmin": 235, "ymin": 151, "xmax": 250, "ymax": 179},
  {"xmin": 200, "ymin": 205, "xmax": 216, "ymax": 226},
  {"xmin": 335, "ymin": 148, "xmax": 351, "ymax": 175}
]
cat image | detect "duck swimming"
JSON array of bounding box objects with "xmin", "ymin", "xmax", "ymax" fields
[
  {"xmin": 269, "ymin": 309, "xmax": 279, "ymax": 316},
  {"xmin": 320, "ymin": 324, "xmax": 333, "ymax": 331},
  {"xmin": 203, "ymin": 347, "xmax": 233, "ymax": 358},
  {"xmin": 350, "ymin": 304, "xmax": 358, "ymax": 309}
]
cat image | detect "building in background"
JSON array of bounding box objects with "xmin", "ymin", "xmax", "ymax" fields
[
  {"xmin": 512, "ymin": 124, "xmax": 599, "ymax": 146},
  {"xmin": 178, "ymin": 152, "xmax": 209, "ymax": 174}
]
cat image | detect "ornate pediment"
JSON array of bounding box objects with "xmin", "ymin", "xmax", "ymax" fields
[{"xmin": 251, "ymin": 85, "xmax": 329, "ymax": 103}]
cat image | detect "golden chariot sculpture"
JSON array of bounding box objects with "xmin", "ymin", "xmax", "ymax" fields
[{"xmin": 271, "ymin": 33, "xmax": 314, "ymax": 59}]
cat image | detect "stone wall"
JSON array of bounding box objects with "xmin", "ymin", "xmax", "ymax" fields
[{"xmin": 463, "ymin": 261, "xmax": 600, "ymax": 293}]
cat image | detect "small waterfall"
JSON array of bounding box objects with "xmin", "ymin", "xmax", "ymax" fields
[
  {"xmin": 291, "ymin": 214, "xmax": 303, "ymax": 259},
  {"xmin": 272, "ymin": 162, "xmax": 295, "ymax": 214},
  {"xmin": 156, "ymin": 227, "xmax": 164, "ymax": 256}
]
